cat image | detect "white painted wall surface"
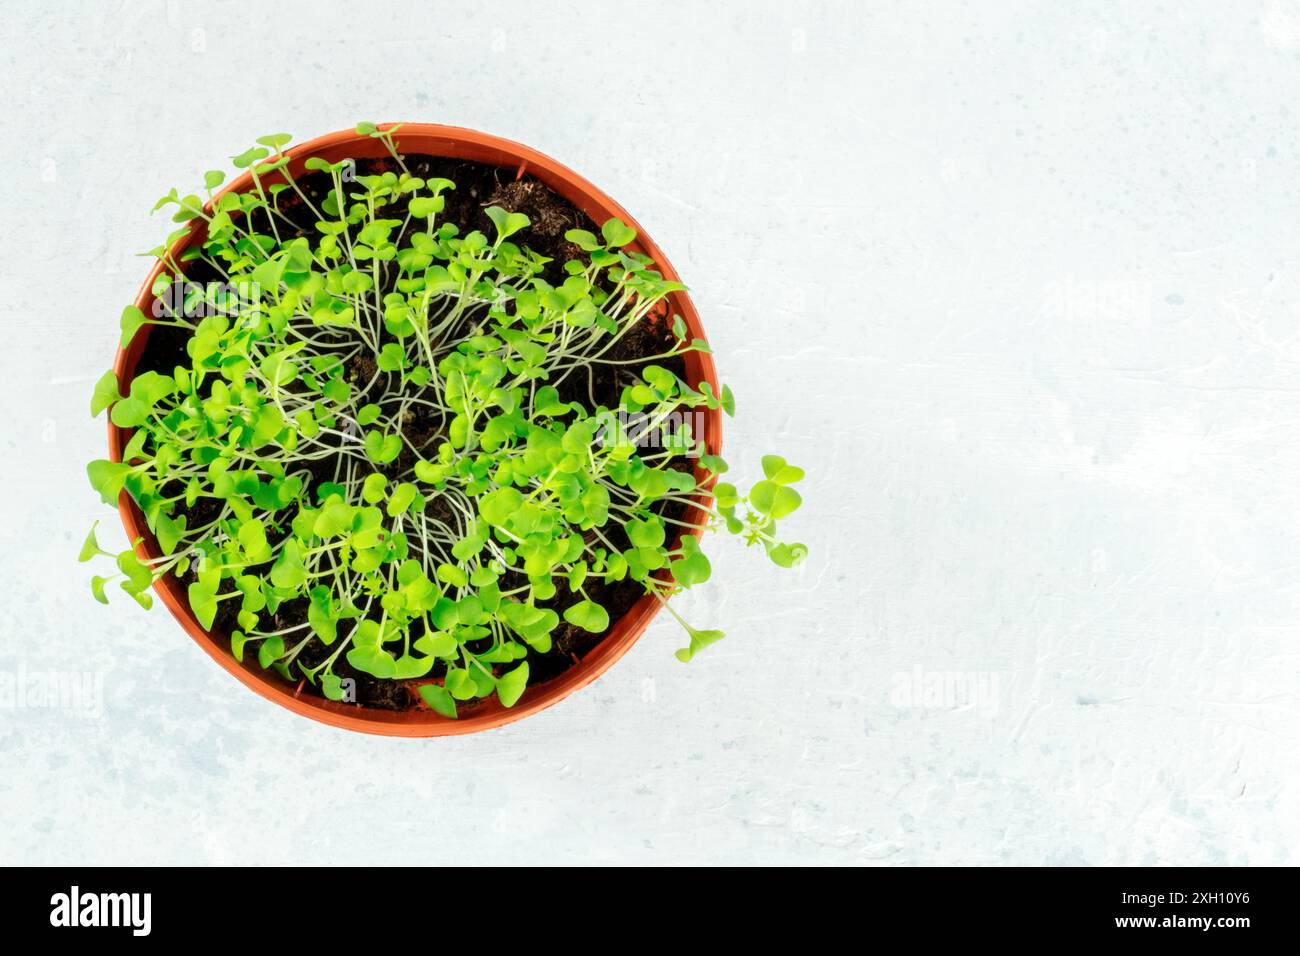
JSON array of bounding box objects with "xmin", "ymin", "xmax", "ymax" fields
[{"xmin": 1, "ymin": 0, "xmax": 1297, "ymax": 865}]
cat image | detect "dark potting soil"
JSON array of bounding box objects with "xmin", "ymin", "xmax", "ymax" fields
[{"xmin": 136, "ymin": 153, "xmax": 691, "ymax": 711}]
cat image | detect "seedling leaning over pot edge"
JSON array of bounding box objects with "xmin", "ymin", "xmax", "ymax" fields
[{"xmin": 83, "ymin": 125, "xmax": 807, "ymax": 716}]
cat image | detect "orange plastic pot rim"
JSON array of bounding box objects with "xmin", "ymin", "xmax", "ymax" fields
[{"xmin": 107, "ymin": 124, "xmax": 722, "ymax": 736}]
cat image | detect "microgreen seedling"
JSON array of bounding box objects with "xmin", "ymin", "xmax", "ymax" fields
[{"xmin": 84, "ymin": 125, "xmax": 807, "ymax": 715}]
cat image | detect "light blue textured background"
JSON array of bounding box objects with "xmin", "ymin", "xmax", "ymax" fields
[{"xmin": 1, "ymin": 0, "xmax": 1298, "ymax": 865}]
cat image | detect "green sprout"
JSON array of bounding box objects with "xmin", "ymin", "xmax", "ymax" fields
[{"xmin": 83, "ymin": 125, "xmax": 807, "ymax": 716}]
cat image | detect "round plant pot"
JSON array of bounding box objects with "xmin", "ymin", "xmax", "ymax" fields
[{"xmin": 108, "ymin": 124, "xmax": 722, "ymax": 736}]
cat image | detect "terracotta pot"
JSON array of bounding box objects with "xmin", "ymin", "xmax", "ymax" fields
[{"xmin": 108, "ymin": 124, "xmax": 722, "ymax": 736}]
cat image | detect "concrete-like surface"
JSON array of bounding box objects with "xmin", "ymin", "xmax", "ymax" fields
[{"xmin": 1, "ymin": 0, "xmax": 1297, "ymax": 865}]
